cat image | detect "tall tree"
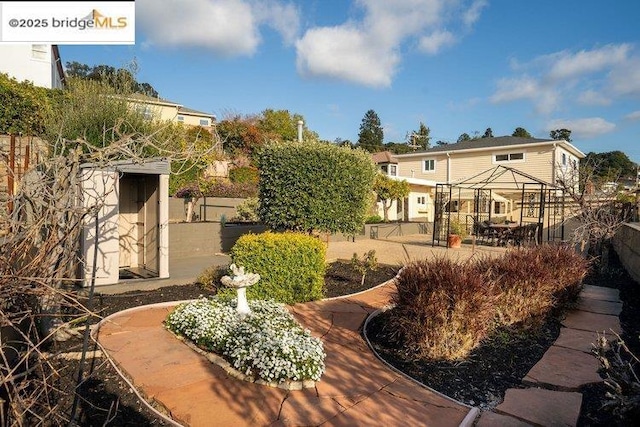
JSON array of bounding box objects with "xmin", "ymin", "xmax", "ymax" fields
[
  {"xmin": 583, "ymin": 151, "xmax": 638, "ymax": 179},
  {"xmin": 550, "ymin": 128, "xmax": 572, "ymax": 142},
  {"xmin": 384, "ymin": 141, "xmax": 413, "ymax": 154},
  {"xmin": 482, "ymin": 127, "xmax": 494, "ymax": 138},
  {"xmin": 357, "ymin": 109, "xmax": 384, "ymax": 152},
  {"xmin": 408, "ymin": 122, "xmax": 431, "ymax": 150},
  {"xmin": 512, "ymin": 127, "xmax": 532, "ymax": 138},
  {"xmin": 457, "ymin": 133, "xmax": 471, "ymax": 143},
  {"xmin": 65, "ymin": 61, "xmax": 159, "ymax": 97}
]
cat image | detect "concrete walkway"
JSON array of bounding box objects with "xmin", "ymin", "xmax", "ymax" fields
[{"xmin": 91, "ymin": 237, "xmax": 617, "ymax": 426}]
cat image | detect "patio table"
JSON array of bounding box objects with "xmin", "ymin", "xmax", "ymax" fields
[{"xmin": 488, "ymin": 223, "xmax": 519, "ymax": 246}]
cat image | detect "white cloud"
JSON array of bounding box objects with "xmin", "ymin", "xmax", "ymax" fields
[
  {"xmin": 490, "ymin": 76, "xmax": 539, "ymax": 103},
  {"xmin": 491, "ymin": 43, "xmax": 639, "ymax": 114},
  {"xmin": 463, "ymin": 0, "xmax": 488, "ymax": 27},
  {"xmin": 137, "ymin": 0, "xmax": 299, "ymax": 55},
  {"xmin": 546, "ymin": 117, "xmax": 616, "ymax": 139},
  {"xmin": 253, "ymin": 1, "xmax": 300, "ymax": 46},
  {"xmin": 419, "ymin": 30, "xmax": 456, "ymax": 55},
  {"xmin": 446, "ymin": 97, "xmax": 482, "ymax": 112},
  {"xmin": 296, "ymin": 25, "xmax": 398, "ymax": 87},
  {"xmin": 577, "ymin": 90, "xmax": 612, "ymax": 106},
  {"xmin": 609, "ymin": 57, "xmax": 640, "ymax": 96},
  {"xmin": 547, "ymin": 44, "xmax": 631, "ymax": 81},
  {"xmin": 295, "ymin": 0, "xmax": 486, "ymax": 87},
  {"xmin": 625, "ymin": 111, "xmax": 640, "ymax": 121}
]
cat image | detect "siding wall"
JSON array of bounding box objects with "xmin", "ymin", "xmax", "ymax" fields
[{"xmin": 396, "ymin": 145, "xmax": 557, "ymax": 184}]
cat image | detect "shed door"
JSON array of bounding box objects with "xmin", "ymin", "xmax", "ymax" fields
[
  {"xmin": 118, "ymin": 176, "xmax": 144, "ymax": 268},
  {"xmin": 143, "ymin": 175, "xmax": 159, "ymax": 273}
]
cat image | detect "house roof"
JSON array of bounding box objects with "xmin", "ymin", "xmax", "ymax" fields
[
  {"xmin": 178, "ymin": 105, "xmax": 216, "ymax": 119},
  {"xmin": 52, "ymin": 45, "xmax": 65, "ymax": 87},
  {"xmin": 127, "ymin": 93, "xmax": 181, "ymax": 107},
  {"xmin": 371, "ymin": 151, "xmax": 397, "ymax": 164},
  {"xmin": 395, "ymin": 136, "xmax": 586, "ymax": 159},
  {"xmin": 126, "ymin": 93, "xmax": 215, "ymax": 119}
]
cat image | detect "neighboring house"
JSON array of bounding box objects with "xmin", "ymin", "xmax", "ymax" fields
[
  {"xmin": 126, "ymin": 93, "xmax": 216, "ymax": 129},
  {"xmin": 0, "ymin": 44, "xmax": 65, "ymax": 89}
]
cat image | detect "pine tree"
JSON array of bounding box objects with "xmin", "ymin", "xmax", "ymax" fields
[{"xmin": 357, "ymin": 109, "xmax": 384, "ymax": 152}]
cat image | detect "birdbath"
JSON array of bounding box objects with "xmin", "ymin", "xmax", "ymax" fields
[{"xmin": 221, "ymin": 264, "xmax": 260, "ymax": 315}]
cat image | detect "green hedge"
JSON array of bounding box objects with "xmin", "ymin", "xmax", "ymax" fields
[
  {"xmin": 256, "ymin": 141, "xmax": 376, "ymax": 235},
  {"xmin": 230, "ymin": 231, "xmax": 326, "ymax": 304}
]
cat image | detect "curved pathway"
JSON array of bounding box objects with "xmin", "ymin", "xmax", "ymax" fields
[
  {"xmin": 93, "ymin": 280, "xmax": 475, "ymax": 426},
  {"xmin": 93, "ymin": 239, "xmax": 618, "ymax": 426}
]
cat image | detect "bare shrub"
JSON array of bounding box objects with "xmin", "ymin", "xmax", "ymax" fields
[
  {"xmin": 594, "ymin": 332, "xmax": 640, "ymax": 420},
  {"xmin": 1, "ymin": 78, "xmax": 219, "ymax": 425},
  {"xmin": 489, "ymin": 245, "xmax": 589, "ymax": 325},
  {"xmin": 386, "ymin": 257, "xmax": 497, "ymax": 361}
]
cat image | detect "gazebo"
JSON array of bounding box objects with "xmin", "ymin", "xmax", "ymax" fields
[{"xmin": 432, "ymin": 165, "xmax": 567, "ymax": 247}]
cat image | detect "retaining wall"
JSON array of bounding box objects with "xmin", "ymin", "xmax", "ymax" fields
[
  {"xmin": 613, "ymin": 222, "xmax": 640, "ymax": 284},
  {"xmin": 169, "ymin": 220, "xmax": 431, "ymax": 259}
]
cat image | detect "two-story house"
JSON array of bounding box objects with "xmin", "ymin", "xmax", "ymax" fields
[
  {"xmin": 0, "ymin": 44, "xmax": 65, "ymax": 89},
  {"xmin": 394, "ymin": 136, "xmax": 584, "ymax": 186},
  {"xmin": 373, "ymin": 136, "xmax": 585, "ymax": 223}
]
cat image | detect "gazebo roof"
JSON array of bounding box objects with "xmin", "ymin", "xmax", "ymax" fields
[{"xmin": 450, "ymin": 165, "xmax": 555, "ymax": 191}]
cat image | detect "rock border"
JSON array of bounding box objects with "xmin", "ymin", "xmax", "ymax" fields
[{"xmin": 166, "ymin": 328, "xmax": 318, "ymax": 391}]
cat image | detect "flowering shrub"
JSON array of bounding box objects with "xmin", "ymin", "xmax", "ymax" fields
[{"xmin": 165, "ymin": 296, "xmax": 325, "ymax": 383}]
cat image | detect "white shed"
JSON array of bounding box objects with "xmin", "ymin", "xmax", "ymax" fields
[{"xmin": 80, "ymin": 159, "xmax": 170, "ymax": 286}]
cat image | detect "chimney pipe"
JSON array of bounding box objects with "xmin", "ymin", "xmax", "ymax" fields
[{"xmin": 297, "ymin": 120, "xmax": 304, "ymax": 142}]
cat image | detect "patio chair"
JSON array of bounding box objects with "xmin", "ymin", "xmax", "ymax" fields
[
  {"xmin": 472, "ymin": 219, "xmax": 498, "ymax": 245},
  {"xmin": 508, "ymin": 223, "xmax": 540, "ymax": 247}
]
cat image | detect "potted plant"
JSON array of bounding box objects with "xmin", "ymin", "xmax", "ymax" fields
[{"xmin": 447, "ymin": 218, "xmax": 467, "ymax": 248}]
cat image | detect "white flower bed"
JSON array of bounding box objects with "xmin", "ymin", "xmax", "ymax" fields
[{"xmin": 165, "ymin": 296, "xmax": 326, "ymax": 383}]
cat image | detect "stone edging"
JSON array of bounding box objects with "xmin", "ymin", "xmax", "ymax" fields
[
  {"xmin": 90, "ymin": 311, "xmax": 184, "ymax": 427},
  {"xmin": 166, "ymin": 328, "xmax": 317, "ymax": 391},
  {"xmin": 361, "ymin": 305, "xmax": 480, "ymax": 427}
]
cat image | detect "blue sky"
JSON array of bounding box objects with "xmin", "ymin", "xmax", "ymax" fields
[{"xmin": 59, "ymin": 0, "xmax": 640, "ymax": 163}]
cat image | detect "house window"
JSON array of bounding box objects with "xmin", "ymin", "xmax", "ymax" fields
[
  {"xmin": 31, "ymin": 44, "xmax": 48, "ymax": 60},
  {"xmin": 445, "ymin": 200, "xmax": 459, "ymax": 212},
  {"xmin": 199, "ymin": 119, "xmax": 209, "ymax": 126},
  {"xmin": 493, "ymin": 152, "xmax": 525, "ymax": 163},
  {"xmin": 136, "ymin": 105, "xmax": 153, "ymax": 120},
  {"xmin": 177, "ymin": 115, "xmax": 184, "ymax": 122},
  {"xmin": 417, "ymin": 196, "xmax": 426, "ymax": 205},
  {"xmin": 423, "ymin": 159, "xmax": 436, "ymax": 172},
  {"xmin": 389, "ymin": 164, "xmax": 397, "ymax": 176}
]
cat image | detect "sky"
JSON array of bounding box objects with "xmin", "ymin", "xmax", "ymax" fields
[{"xmin": 59, "ymin": 0, "xmax": 640, "ymax": 163}]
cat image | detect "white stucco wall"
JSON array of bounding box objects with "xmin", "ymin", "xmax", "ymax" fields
[{"xmin": 0, "ymin": 44, "xmax": 63, "ymax": 89}]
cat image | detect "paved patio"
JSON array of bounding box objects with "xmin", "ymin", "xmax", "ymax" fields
[{"xmin": 91, "ymin": 237, "xmax": 618, "ymax": 426}]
